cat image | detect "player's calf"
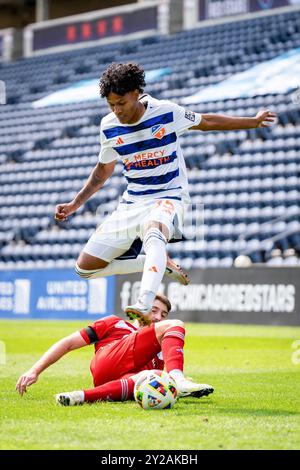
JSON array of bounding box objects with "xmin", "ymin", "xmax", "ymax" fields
[{"xmin": 55, "ymin": 379, "xmax": 135, "ymax": 405}]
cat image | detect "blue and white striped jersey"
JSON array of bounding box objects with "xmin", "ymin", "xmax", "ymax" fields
[{"xmin": 98, "ymin": 95, "xmax": 202, "ymax": 203}]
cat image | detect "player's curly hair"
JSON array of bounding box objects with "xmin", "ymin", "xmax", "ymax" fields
[
  {"xmin": 155, "ymin": 294, "xmax": 171, "ymax": 313},
  {"xmin": 99, "ymin": 62, "xmax": 146, "ymax": 98}
]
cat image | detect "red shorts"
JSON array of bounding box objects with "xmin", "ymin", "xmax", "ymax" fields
[{"xmin": 90, "ymin": 324, "xmax": 161, "ymax": 386}]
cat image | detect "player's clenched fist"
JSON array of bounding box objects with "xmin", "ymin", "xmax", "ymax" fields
[{"xmin": 54, "ymin": 202, "xmax": 77, "ymax": 221}]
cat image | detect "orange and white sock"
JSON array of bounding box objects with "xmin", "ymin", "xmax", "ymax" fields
[{"xmin": 138, "ymin": 228, "xmax": 167, "ymax": 309}]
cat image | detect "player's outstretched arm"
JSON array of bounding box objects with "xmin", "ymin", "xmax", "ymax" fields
[
  {"xmin": 54, "ymin": 161, "xmax": 115, "ymax": 221},
  {"xmin": 190, "ymin": 109, "xmax": 277, "ymax": 132},
  {"xmin": 15, "ymin": 332, "xmax": 87, "ymax": 396}
]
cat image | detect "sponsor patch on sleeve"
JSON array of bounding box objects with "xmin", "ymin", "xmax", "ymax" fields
[{"xmin": 184, "ymin": 110, "xmax": 196, "ymax": 122}]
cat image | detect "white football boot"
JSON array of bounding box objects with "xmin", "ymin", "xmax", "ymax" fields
[
  {"xmin": 55, "ymin": 390, "xmax": 84, "ymax": 406},
  {"xmin": 165, "ymin": 255, "xmax": 190, "ymax": 286},
  {"xmin": 125, "ymin": 300, "xmax": 152, "ymax": 326},
  {"xmin": 125, "ymin": 257, "xmax": 189, "ymax": 325},
  {"xmin": 175, "ymin": 378, "xmax": 214, "ymax": 398}
]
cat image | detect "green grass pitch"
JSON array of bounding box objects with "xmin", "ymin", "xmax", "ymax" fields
[{"xmin": 0, "ymin": 319, "xmax": 300, "ymax": 450}]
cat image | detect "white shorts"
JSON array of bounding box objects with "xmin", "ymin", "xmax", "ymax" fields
[{"xmin": 83, "ymin": 198, "xmax": 184, "ymax": 262}]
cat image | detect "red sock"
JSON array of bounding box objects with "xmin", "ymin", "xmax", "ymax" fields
[
  {"xmin": 84, "ymin": 378, "xmax": 135, "ymax": 403},
  {"xmin": 161, "ymin": 326, "xmax": 185, "ymax": 373}
]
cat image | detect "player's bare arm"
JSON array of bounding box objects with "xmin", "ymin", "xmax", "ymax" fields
[
  {"xmin": 191, "ymin": 109, "xmax": 277, "ymax": 131},
  {"xmin": 15, "ymin": 332, "xmax": 87, "ymax": 396},
  {"xmin": 54, "ymin": 161, "xmax": 115, "ymax": 221}
]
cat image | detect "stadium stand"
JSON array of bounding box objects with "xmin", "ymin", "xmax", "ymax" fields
[{"xmin": 0, "ymin": 9, "xmax": 299, "ymax": 270}]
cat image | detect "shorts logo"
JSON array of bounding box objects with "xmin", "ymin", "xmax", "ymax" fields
[
  {"xmin": 151, "ymin": 124, "xmax": 166, "ymax": 139},
  {"xmin": 148, "ymin": 266, "xmax": 158, "ymax": 273},
  {"xmin": 156, "ymin": 199, "xmax": 174, "ymax": 215},
  {"xmin": 184, "ymin": 110, "xmax": 195, "ymax": 122},
  {"xmin": 116, "ymin": 137, "xmax": 124, "ymax": 145}
]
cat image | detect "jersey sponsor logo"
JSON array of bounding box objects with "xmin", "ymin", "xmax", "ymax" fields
[
  {"xmin": 123, "ymin": 151, "xmax": 177, "ymax": 171},
  {"xmin": 132, "ymin": 149, "xmax": 165, "ymax": 162},
  {"xmin": 151, "ymin": 124, "xmax": 166, "ymax": 139},
  {"xmin": 124, "ymin": 156, "xmax": 172, "ymax": 171},
  {"xmin": 184, "ymin": 110, "xmax": 196, "ymax": 122},
  {"xmin": 123, "ymin": 150, "xmax": 169, "ymax": 171},
  {"xmin": 116, "ymin": 136, "xmax": 124, "ymax": 145}
]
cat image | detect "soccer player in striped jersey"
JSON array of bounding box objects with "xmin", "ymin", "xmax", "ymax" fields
[
  {"xmin": 54, "ymin": 63, "xmax": 276, "ymax": 325},
  {"xmin": 15, "ymin": 294, "xmax": 214, "ymax": 405}
]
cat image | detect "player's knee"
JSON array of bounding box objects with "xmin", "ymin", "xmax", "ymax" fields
[
  {"xmin": 75, "ymin": 262, "xmax": 107, "ymax": 279},
  {"xmin": 76, "ymin": 252, "xmax": 109, "ymax": 272},
  {"xmin": 144, "ymin": 220, "xmax": 164, "ymax": 231},
  {"xmin": 143, "ymin": 227, "xmax": 167, "ymax": 253},
  {"xmin": 155, "ymin": 319, "xmax": 185, "ymax": 341},
  {"xmin": 75, "ymin": 263, "xmax": 94, "ymax": 279},
  {"xmin": 164, "ymin": 319, "xmax": 184, "ymax": 330}
]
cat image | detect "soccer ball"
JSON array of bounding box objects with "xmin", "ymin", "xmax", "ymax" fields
[{"xmin": 134, "ymin": 370, "xmax": 178, "ymax": 410}]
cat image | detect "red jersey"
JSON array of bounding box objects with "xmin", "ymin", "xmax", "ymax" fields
[
  {"xmin": 80, "ymin": 315, "xmax": 164, "ymax": 385},
  {"xmin": 80, "ymin": 315, "xmax": 137, "ymax": 352}
]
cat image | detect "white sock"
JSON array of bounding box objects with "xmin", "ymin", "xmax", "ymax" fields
[
  {"xmin": 75, "ymin": 255, "xmax": 145, "ymax": 278},
  {"xmin": 75, "ymin": 390, "xmax": 85, "ymax": 403},
  {"xmin": 138, "ymin": 228, "xmax": 167, "ymax": 309},
  {"xmin": 169, "ymin": 369, "xmax": 184, "ymax": 382}
]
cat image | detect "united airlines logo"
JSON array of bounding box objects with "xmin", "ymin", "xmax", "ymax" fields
[
  {"xmin": 151, "ymin": 124, "xmax": 166, "ymax": 139},
  {"xmin": 0, "ymin": 279, "xmax": 31, "ymax": 314}
]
